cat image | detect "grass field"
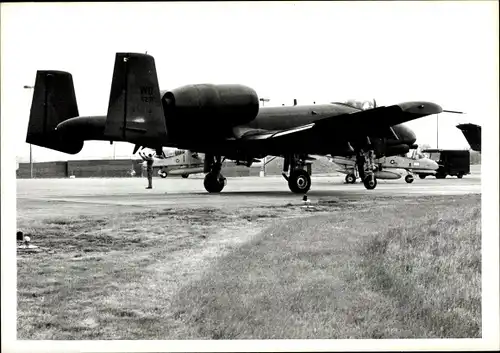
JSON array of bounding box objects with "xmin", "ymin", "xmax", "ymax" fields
[{"xmin": 17, "ymin": 194, "xmax": 481, "ymax": 339}]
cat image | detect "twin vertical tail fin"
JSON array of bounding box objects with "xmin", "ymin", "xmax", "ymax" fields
[
  {"xmin": 25, "ymin": 53, "xmax": 168, "ymax": 155},
  {"xmin": 103, "ymin": 53, "xmax": 167, "ymax": 149},
  {"xmin": 25, "ymin": 71, "xmax": 84, "ymax": 154}
]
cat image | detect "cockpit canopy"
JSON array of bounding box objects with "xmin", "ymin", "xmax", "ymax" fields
[
  {"xmin": 413, "ymin": 151, "xmax": 427, "ymax": 160},
  {"xmin": 409, "ymin": 149, "xmax": 431, "ymax": 160},
  {"xmin": 332, "ymin": 98, "xmax": 377, "ymax": 111}
]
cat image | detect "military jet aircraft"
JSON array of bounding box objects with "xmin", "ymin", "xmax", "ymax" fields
[{"xmin": 26, "ymin": 52, "xmax": 444, "ymax": 193}]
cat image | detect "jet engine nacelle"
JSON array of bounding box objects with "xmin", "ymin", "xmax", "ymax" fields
[{"xmin": 162, "ymin": 84, "xmax": 260, "ymax": 131}]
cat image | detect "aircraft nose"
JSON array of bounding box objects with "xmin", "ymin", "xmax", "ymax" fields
[
  {"xmin": 429, "ymin": 159, "xmax": 439, "ymax": 170},
  {"xmin": 423, "ymin": 158, "xmax": 439, "ymax": 170}
]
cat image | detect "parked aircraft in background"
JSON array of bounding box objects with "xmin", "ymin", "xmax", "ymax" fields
[
  {"xmin": 151, "ymin": 149, "xmax": 204, "ymax": 178},
  {"xmin": 149, "ymin": 148, "xmax": 263, "ymax": 178},
  {"xmin": 457, "ymin": 123, "xmax": 481, "ymax": 152},
  {"xmin": 26, "ymin": 52, "xmax": 446, "ymax": 193},
  {"xmin": 329, "ymin": 150, "xmax": 439, "ymax": 183}
]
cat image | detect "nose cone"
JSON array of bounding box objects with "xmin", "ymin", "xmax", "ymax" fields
[
  {"xmin": 421, "ymin": 158, "xmax": 439, "ymax": 170},
  {"xmin": 391, "ymin": 124, "xmax": 417, "ymax": 145}
]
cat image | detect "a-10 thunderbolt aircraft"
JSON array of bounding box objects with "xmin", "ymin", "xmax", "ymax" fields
[{"xmin": 26, "ymin": 52, "xmax": 446, "ymax": 193}]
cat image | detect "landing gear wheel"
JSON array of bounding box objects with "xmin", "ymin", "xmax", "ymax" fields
[
  {"xmin": 457, "ymin": 173, "xmax": 463, "ymax": 179},
  {"xmin": 418, "ymin": 174, "xmax": 426, "ymax": 179},
  {"xmin": 203, "ymin": 173, "xmax": 226, "ymax": 193},
  {"xmin": 405, "ymin": 175, "xmax": 414, "ymax": 183},
  {"xmin": 363, "ymin": 175, "xmax": 377, "ymax": 190},
  {"xmin": 345, "ymin": 174, "xmax": 356, "ymax": 184},
  {"xmin": 159, "ymin": 170, "xmax": 167, "ymax": 178},
  {"xmin": 288, "ymin": 169, "xmax": 311, "ymax": 193},
  {"xmin": 181, "ymin": 173, "xmax": 189, "ymax": 179}
]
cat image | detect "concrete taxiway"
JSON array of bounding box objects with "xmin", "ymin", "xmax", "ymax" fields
[{"xmin": 17, "ymin": 169, "xmax": 481, "ymax": 213}]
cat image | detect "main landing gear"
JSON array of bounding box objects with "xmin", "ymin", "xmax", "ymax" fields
[
  {"xmin": 282, "ymin": 154, "xmax": 312, "ymax": 193},
  {"xmin": 203, "ymin": 155, "xmax": 227, "ymax": 193}
]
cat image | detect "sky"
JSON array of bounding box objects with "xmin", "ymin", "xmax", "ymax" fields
[{"xmin": 1, "ymin": 1, "xmax": 498, "ymax": 162}]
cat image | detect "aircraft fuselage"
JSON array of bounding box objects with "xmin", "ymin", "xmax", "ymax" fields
[{"xmin": 57, "ymin": 102, "xmax": 417, "ymax": 160}]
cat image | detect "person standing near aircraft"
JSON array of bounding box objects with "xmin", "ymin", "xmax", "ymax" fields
[{"xmin": 139, "ymin": 152, "xmax": 154, "ymax": 189}]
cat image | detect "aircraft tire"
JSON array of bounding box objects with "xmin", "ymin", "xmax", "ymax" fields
[
  {"xmin": 288, "ymin": 169, "xmax": 311, "ymax": 193},
  {"xmin": 345, "ymin": 174, "xmax": 356, "ymax": 184},
  {"xmin": 457, "ymin": 173, "xmax": 463, "ymax": 179},
  {"xmin": 405, "ymin": 175, "xmax": 414, "ymax": 183},
  {"xmin": 159, "ymin": 170, "xmax": 168, "ymax": 178},
  {"xmin": 435, "ymin": 173, "xmax": 446, "ymax": 179},
  {"xmin": 203, "ymin": 173, "xmax": 226, "ymax": 193},
  {"xmin": 418, "ymin": 174, "xmax": 426, "ymax": 179},
  {"xmin": 363, "ymin": 175, "xmax": 377, "ymax": 190},
  {"xmin": 181, "ymin": 173, "xmax": 189, "ymax": 179}
]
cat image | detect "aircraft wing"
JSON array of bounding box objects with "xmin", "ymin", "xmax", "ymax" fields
[{"xmin": 235, "ymin": 102, "xmax": 442, "ymax": 143}]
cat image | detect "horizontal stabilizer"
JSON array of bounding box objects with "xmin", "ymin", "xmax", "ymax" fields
[
  {"xmin": 104, "ymin": 53, "xmax": 167, "ymax": 148},
  {"xmin": 25, "ymin": 71, "xmax": 83, "ymax": 154}
]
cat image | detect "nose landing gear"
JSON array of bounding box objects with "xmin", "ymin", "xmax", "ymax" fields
[
  {"xmin": 356, "ymin": 149, "xmax": 378, "ymax": 190},
  {"xmin": 363, "ymin": 174, "xmax": 377, "ymax": 189}
]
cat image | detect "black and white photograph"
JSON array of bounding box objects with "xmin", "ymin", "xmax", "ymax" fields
[{"xmin": 1, "ymin": 1, "xmax": 498, "ymax": 352}]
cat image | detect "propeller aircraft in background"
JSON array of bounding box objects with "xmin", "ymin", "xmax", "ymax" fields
[{"xmin": 329, "ymin": 150, "xmax": 439, "ymax": 184}]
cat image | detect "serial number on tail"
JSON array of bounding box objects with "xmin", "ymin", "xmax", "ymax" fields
[{"xmin": 140, "ymin": 86, "xmax": 155, "ymax": 103}]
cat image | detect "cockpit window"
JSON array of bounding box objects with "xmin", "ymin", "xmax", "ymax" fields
[
  {"xmin": 428, "ymin": 152, "xmax": 441, "ymax": 161},
  {"xmin": 345, "ymin": 99, "xmax": 376, "ymax": 110},
  {"xmin": 414, "ymin": 151, "xmax": 427, "ymax": 160},
  {"xmin": 332, "ymin": 99, "xmax": 377, "ymax": 111}
]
